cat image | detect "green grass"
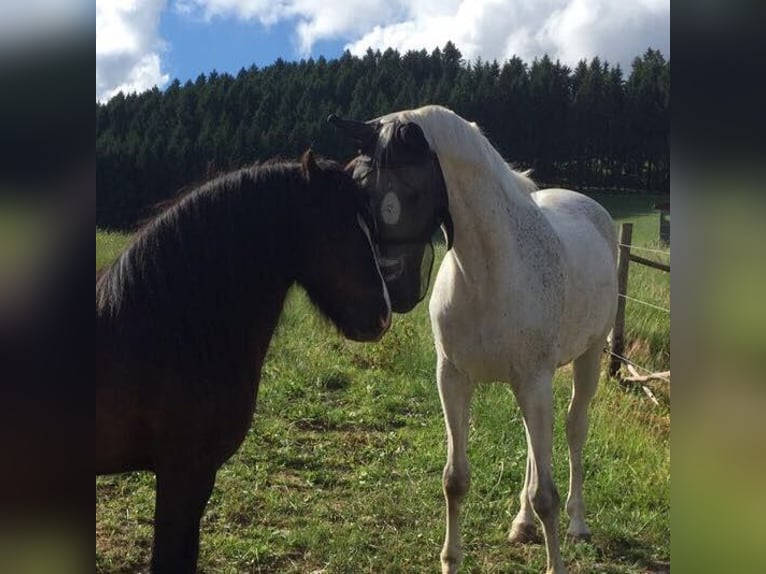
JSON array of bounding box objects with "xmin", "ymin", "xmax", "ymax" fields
[{"xmin": 96, "ymin": 193, "xmax": 670, "ymax": 573}]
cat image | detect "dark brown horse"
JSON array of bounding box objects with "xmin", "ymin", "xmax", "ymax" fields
[{"xmin": 96, "ymin": 151, "xmax": 391, "ymax": 573}]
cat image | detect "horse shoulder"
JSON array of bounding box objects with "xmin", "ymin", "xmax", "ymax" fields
[
  {"xmin": 429, "ymin": 252, "xmax": 483, "ymax": 360},
  {"xmin": 429, "ymin": 252, "xmax": 461, "ymax": 325}
]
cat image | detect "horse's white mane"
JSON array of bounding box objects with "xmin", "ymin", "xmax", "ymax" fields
[
  {"xmin": 387, "ymin": 105, "xmax": 537, "ymax": 196},
  {"xmin": 510, "ymin": 168, "xmax": 537, "ymax": 195}
]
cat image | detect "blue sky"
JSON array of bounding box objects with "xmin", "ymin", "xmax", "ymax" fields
[
  {"xmin": 96, "ymin": 0, "xmax": 670, "ymax": 103},
  {"xmin": 159, "ymin": 12, "xmax": 347, "ymax": 83}
]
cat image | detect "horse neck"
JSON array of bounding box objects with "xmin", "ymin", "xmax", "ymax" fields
[
  {"xmin": 440, "ymin": 157, "xmax": 540, "ymax": 279},
  {"xmin": 415, "ymin": 110, "xmax": 541, "ymax": 275}
]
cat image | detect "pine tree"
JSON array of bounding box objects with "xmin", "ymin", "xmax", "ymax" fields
[{"xmin": 96, "ymin": 46, "xmax": 669, "ymax": 229}]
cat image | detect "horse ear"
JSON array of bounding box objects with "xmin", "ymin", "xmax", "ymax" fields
[
  {"xmin": 398, "ymin": 122, "xmax": 429, "ymax": 155},
  {"xmin": 301, "ymin": 149, "xmax": 319, "ymax": 182},
  {"xmin": 328, "ymin": 114, "xmax": 379, "ymax": 151}
]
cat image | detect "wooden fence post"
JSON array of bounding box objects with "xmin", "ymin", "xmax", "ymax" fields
[{"xmin": 609, "ymin": 223, "xmax": 633, "ymax": 378}]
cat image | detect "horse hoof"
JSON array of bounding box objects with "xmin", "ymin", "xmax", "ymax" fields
[
  {"xmin": 507, "ymin": 522, "xmax": 542, "ymax": 544},
  {"xmin": 440, "ymin": 550, "xmax": 461, "ymax": 574}
]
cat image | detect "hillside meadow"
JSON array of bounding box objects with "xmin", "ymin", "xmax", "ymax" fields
[{"xmin": 96, "ymin": 193, "xmax": 670, "ymax": 573}]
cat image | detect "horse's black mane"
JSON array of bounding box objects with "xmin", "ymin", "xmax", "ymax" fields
[{"xmin": 96, "ymin": 156, "xmax": 360, "ymax": 363}]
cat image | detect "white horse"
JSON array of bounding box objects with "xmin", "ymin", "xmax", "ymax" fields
[{"xmin": 331, "ymin": 105, "xmax": 618, "ymax": 574}]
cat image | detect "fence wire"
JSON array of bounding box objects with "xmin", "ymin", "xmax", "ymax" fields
[
  {"xmin": 618, "ymin": 243, "xmax": 670, "ymax": 256},
  {"xmin": 618, "ymin": 293, "xmax": 670, "ymax": 313}
]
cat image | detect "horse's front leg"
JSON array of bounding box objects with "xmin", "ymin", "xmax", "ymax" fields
[
  {"xmin": 512, "ymin": 370, "xmax": 567, "ymax": 574},
  {"xmin": 152, "ymin": 465, "xmax": 217, "ymax": 574},
  {"xmin": 437, "ymin": 355, "xmax": 474, "ymax": 574},
  {"xmin": 508, "ymin": 444, "xmax": 542, "ymax": 544}
]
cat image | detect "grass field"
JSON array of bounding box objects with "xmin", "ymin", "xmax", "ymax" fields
[{"xmin": 96, "ymin": 193, "xmax": 670, "ymax": 574}]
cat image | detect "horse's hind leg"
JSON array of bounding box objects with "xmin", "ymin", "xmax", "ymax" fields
[
  {"xmin": 512, "ymin": 371, "xmax": 566, "ymax": 574},
  {"xmin": 151, "ymin": 465, "xmax": 217, "ymax": 574},
  {"xmin": 437, "ymin": 355, "xmax": 474, "ymax": 574},
  {"xmin": 565, "ymin": 343, "xmax": 602, "ymax": 542}
]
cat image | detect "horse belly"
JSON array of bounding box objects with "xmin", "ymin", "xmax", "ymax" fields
[
  {"xmin": 97, "ymin": 355, "xmax": 261, "ymax": 474},
  {"xmin": 556, "ymin": 279, "xmax": 616, "ymax": 366}
]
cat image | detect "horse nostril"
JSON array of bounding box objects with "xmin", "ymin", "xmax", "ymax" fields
[{"xmin": 379, "ymin": 257, "xmax": 403, "ymax": 281}]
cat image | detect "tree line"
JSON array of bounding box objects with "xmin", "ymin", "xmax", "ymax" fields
[{"xmin": 96, "ymin": 43, "xmax": 669, "ymax": 229}]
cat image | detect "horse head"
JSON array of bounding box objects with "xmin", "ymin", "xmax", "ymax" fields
[
  {"xmin": 296, "ymin": 149, "xmax": 392, "ymax": 341},
  {"xmin": 329, "ymin": 114, "xmax": 453, "ymax": 313}
]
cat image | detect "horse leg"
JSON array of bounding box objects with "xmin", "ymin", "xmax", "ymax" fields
[
  {"xmin": 437, "ymin": 356, "xmax": 474, "ymax": 574},
  {"xmin": 565, "ymin": 343, "xmax": 601, "ymax": 542},
  {"xmin": 508, "ymin": 444, "xmax": 542, "ymax": 544},
  {"xmin": 151, "ymin": 465, "xmax": 217, "ymax": 574},
  {"xmin": 513, "ymin": 372, "xmax": 567, "ymax": 574}
]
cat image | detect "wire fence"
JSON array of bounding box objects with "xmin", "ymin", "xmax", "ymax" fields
[{"xmin": 608, "ymin": 222, "xmax": 670, "ymax": 396}]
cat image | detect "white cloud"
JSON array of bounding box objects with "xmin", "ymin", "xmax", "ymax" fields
[
  {"xmin": 179, "ymin": 0, "xmax": 406, "ymax": 53},
  {"xmin": 539, "ymin": 0, "xmax": 670, "ymax": 68},
  {"xmin": 96, "ymin": 0, "xmax": 169, "ymax": 102},
  {"xmin": 346, "ymin": 0, "xmax": 669, "ymax": 69},
  {"xmin": 180, "ymin": 0, "xmax": 668, "ymax": 69}
]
